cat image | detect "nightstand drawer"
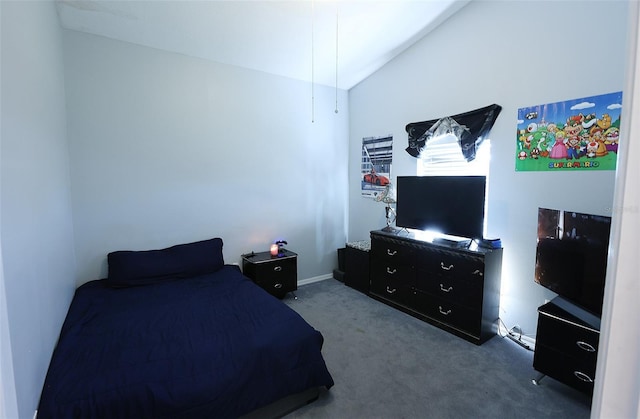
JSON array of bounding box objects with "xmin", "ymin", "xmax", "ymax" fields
[
  {"xmin": 533, "ymin": 344, "xmax": 596, "ymax": 394},
  {"xmin": 253, "ymin": 258, "xmax": 296, "ymax": 282},
  {"xmin": 536, "ymin": 310, "xmax": 599, "ymax": 361}
]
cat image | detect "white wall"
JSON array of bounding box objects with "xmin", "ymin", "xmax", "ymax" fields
[
  {"xmin": 62, "ymin": 31, "xmax": 349, "ymax": 284},
  {"xmin": 348, "ymin": 1, "xmax": 627, "ymax": 336},
  {"xmin": 593, "ymin": 2, "xmax": 640, "ymax": 416},
  {"xmin": 1, "ymin": 1, "xmax": 77, "ymax": 418}
]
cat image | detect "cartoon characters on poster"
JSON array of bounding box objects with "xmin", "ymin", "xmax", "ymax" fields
[{"xmin": 515, "ymin": 92, "xmax": 622, "ymax": 171}]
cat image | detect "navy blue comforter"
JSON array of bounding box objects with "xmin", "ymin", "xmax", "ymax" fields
[{"xmin": 38, "ymin": 265, "xmax": 334, "ymax": 418}]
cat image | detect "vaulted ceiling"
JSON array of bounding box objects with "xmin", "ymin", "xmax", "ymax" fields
[{"xmin": 56, "ymin": 0, "xmax": 470, "ymax": 90}]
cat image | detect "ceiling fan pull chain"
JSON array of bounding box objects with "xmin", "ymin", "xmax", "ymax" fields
[
  {"xmin": 335, "ymin": 5, "xmax": 339, "ymax": 114},
  {"xmin": 311, "ymin": 0, "xmax": 315, "ymax": 123}
]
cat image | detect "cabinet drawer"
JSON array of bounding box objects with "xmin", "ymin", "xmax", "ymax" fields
[
  {"xmin": 370, "ymin": 278, "xmax": 413, "ymax": 307},
  {"xmin": 536, "ymin": 312, "xmax": 599, "ymax": 360},
  {"xmin": 413, "ymin": 290, "xmax": 481, "ymax": 337},
  {"xmin": 370, "ymin": 240, "xmax": 414, "ymax": 265},
  {"xmin": 415, "ymin": 269, "xmax": 482, "ymax": 310},
  {"xmin": 417, "ymin": 251, "xmax": 485, "ymax": 280},
  {"xmin": 533, "ymin": 344, "xmax": 596, "ymax": 394},
  {"xmin": 370, "ymin": 258, "xmax": 414, "ymax": 281}
]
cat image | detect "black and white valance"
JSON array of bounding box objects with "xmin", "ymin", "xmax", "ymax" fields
[{"xmin": 405, "ymin": 104, "xmax": 502, "ymax": 162}]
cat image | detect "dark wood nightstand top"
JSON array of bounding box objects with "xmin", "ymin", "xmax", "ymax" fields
[{"xmin": 241, "ymin": 249, "xmax": 297, "ymax": 264}]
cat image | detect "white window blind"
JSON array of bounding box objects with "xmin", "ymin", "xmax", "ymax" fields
[{"xmin": 417, "ymin": 134, "xmax": 491, "ymax": 177}]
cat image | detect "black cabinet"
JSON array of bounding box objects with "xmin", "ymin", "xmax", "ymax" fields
[
  {"xmin": 345, "ymin": 240, "xmax": 371, "ymax": 294},
  {"xmin": 370, "ymin": 230, "xmax": 502, "ymax": 345},
  {"xmin": 533, "ymin": 298, "xmax": 600, "ymax": 394},
  {"xmin": 241, "ymin": 249, "xmax": 297, "ymax": 299}
]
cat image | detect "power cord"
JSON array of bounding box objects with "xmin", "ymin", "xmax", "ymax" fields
[
  {"xmin": 498, "ymin": 318, "xmax": 534, "ymax": 351},
  {"xmin": 497, "ymin": 317, "xmax": 511, "ymax": 338}
]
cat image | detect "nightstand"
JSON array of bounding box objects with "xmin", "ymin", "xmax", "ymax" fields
[{"xmin": 241, "ymin": 249, "xmax": 298, "ymax": 299}]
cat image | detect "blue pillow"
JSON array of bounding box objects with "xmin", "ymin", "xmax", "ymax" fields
[{"xmin": 107, "ymin": 238, "xmax": 224, "ymax": 287}]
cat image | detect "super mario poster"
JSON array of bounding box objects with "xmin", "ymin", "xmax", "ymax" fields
[{"xmin": 516, "ymin": 92, "xmax": 622, "ymax": 171}]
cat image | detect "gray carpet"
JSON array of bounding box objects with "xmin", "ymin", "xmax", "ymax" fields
[{"xmin": 283, "ymin": 279, "xmax": 591, "ymax": 419}]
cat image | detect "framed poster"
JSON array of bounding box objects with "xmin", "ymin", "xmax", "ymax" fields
[
  {"xmin": 361, "ymin": 135, "xmax": 393, "ymax": 199},
  {"xmin": 515, "ymin": 92, "xmax": 622, "ymax": 171}
]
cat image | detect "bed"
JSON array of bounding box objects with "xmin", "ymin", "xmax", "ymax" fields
[{"xmin": 37, "ymin": 238, "xmax": 334, "ymax": 418}]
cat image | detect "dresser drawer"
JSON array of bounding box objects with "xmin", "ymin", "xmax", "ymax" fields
[
  {"xmin": 413, "ymin": 290, "xmax": 481, "ymax": 337},
  {"xmin": 370, "ymin": 274, "xmax": 413, "ymax": 307},
  {"xmin": 415, "ymin": 269, "xmax": 483, "ymax": 310},
  {"xmin": 370, "ymin": 258, "xmax": 414, "ymax": 280},
  {"xmin": 370, "ymin": 258, "xmax": 414, "ymax": 306},
  {"xmin": 370, "ymin": 239, "xmax": 414, "ymax": 265},
  {"xmin": 417, "ymin": 250, "xmax": 485, "ymax": 280}
]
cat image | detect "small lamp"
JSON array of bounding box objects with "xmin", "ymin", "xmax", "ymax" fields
[
  {"xmin": 270, "ymin": 244, "xmax": 279, "ymax": 256},
  {"xmin": 375, "ymin": 184, "xmax": 396, "ymax": 232},
  {"xmin": 270, "ymin": 240, "xmax": 288, "ymax": 257}
]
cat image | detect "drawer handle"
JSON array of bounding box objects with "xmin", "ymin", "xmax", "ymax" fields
[
  {"xmin": 386, "ymin": 286, "xmax": 397, "ymax": 294},
  {"xmin": 440, "ymin": 262, "xmax": 454, "ymax": 271},
  {"xmin": 573, "ymin": 371, "xmax": 594, "ymax": 383},
  {"xmin": 576, "ymin": 341, "xmax": 596, "ymax": 353},
  {"xmin": 386, "ymin": 267, "xmax": 397, "ymax": 275},
  {"xmin": 273, "ymin": 283, "xmax": 283, "ymax": 289},
  {"xmin": 439, "ymin": 284, "xmax": 453, "ymax": 293},
  {"xmin": 472, "ymin": 269, "xmax": 483, "ymax": 276},
  {"xmin": 273, "ymin": 266, "xmax": 282, "ymax": 272},
  {"xmin": 438, "ymin": 306, "xmax": 452, "ymax": 316},
  {"xmin": 387, "ymin": 249, "xmax": 397, "ymax": 256}
]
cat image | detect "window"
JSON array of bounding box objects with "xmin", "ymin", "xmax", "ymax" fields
[
  {"xmin": 416, "ymin": 134, "xmax": 491, "ymax": 238},
  {"xmin": 417, "ymin": 134, "xmax": 491, "ymax": 177}
]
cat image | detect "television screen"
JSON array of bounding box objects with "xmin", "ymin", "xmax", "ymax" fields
[
  {"xmin": 535, "ymin": 208, "xmax": 612, "ymax": 316},
  {"xmin": 395, "ymin": 176, "xmax": 486, "ymax": 240}
]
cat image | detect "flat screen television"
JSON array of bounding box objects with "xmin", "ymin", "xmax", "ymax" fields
[
  {"xmin": 535, "ymin": 208, "xmax": 612, "ymax": 317},
  {"xmin": 395, "ymin": 175, "xmax": 486, "ymax": 240}
]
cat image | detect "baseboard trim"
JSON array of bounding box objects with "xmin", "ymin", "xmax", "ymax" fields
[{"xmin": 299, "ymin": 274, "xmax": 333, "ymax": 286}]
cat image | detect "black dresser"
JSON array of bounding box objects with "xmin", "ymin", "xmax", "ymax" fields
[{"xmin": 369, "ymin": 229, "xmax": 502, "ymax": 345}]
